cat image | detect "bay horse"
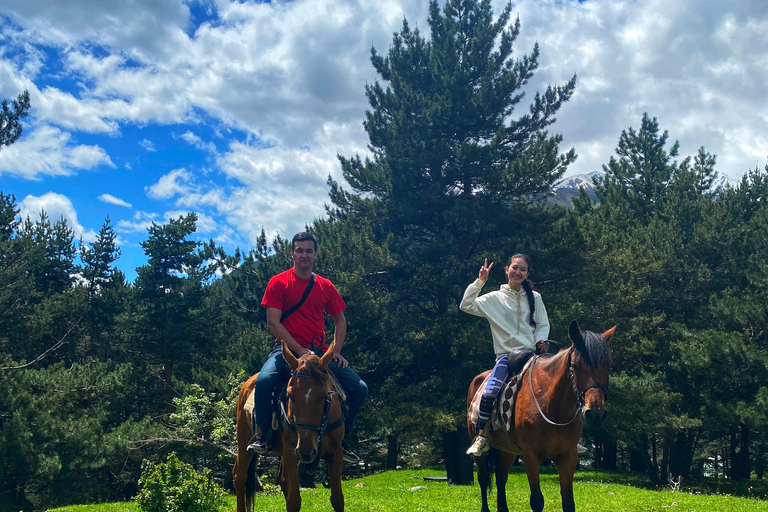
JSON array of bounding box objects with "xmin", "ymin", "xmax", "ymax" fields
[
  {"xmin": 467, "ymin": 320, "xmax": 615, "ymax": 512},
  {"xmin": 233, "ymin": 341, "xmax": 346, "ymax": 512}
]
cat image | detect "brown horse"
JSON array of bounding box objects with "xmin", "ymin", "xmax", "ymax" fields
[
  {"xmin": 467, "ymin": 320, "xmax": 615, "ymax": 512},
  {"xmin": 233, "ymin": 341, "xmax": 346, "ymax": 512}
]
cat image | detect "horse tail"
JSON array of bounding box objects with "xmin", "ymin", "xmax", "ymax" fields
[
  {"xmin": 245, "ymin": 454, "xmax": 258, "ymax": 512},
  {"xmin": 485, "ymin": 448, "xmax": 500, "ymax": 495}
]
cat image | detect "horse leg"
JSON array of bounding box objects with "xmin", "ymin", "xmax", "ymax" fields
[
  {"xmin": 328, "ymin": 448, "xmax": 345, "ymax": 512},
  {"xmin": 494, "ymin": 452, "xmax": 515, "ymax": 512},
  {"xmin": 233, "ymin": 451, "xmax": 252, "ymax": 512},
  {"xmin": 279, "ymin": 455, "xmax": 302, "ymax": 512},
  {"xmin": 523, "ymin": 453, "xmax": 544, "ymax": 512},
  {"xmin": 556, "ymin": 453, "xmax": 578, "ymax": 512},
  {"xmin": 475, "ymin": 454, "xmax": 492, "ymax": 512}
]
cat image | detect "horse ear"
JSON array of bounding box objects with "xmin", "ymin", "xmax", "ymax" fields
[
  {"xmin": 319, "ymin": 341, "xmax": 335, "ymax": 370},
  {"xmin": 602, "ymin": 325, "xmax": 617, "ymax": 343},
  {"xmin": 569, "ymin": 320, "xmax": 582, "ymax": 344},
  {"xmin": 281, "ymin": 341, "xmax": 299, "ymax": 371}
]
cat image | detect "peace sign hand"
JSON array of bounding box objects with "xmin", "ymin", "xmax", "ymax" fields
[{"xmin": 478, "ymin": 259, "xmax": 494, "ymax": 283}]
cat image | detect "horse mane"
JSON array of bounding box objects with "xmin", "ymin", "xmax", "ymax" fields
[
  {"xmin": 575, "ymin": 330, "xmax": 611, "ymax": 369},
  {"xmin": 297, "ymin": 353, "xmax": 329, "ymax": 385}
]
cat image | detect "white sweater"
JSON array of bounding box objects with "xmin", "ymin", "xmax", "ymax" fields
[{"xmin": 460, "ymin": 278, "xmax": 550, "ymax": 356}]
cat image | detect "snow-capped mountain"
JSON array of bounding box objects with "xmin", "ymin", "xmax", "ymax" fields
[
  {"xmin": 547, "ymin": 171, "xmax": 603, "ymax": 208},
  {"xmin": 546, "ymin": 170, "xmax": 733, "ymax": 208}
]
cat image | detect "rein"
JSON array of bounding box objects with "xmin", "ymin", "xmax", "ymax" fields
[
  {"xmin": 281, "ymin": 370, "xmax": 346, "ymax": 443},
  {"xmin": 528, "ymin": 349, "xmax": 608, "ymax": 427}
]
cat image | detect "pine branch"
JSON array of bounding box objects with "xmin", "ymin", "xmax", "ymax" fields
[{"xmin": 1, "ymin": 316, "xmax": 83, "ymax": 370}]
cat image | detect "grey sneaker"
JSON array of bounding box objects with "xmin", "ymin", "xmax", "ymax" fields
[
  {"xmin": 466, "ymin": 435, "xmax": 490, "ymax": 456},
  {"xmin": 342, "ymin": 443, "xmax": 360, "ymax": 464},
  {"xmin": 577, "ymin": 443, "xmax": 588, "ymax": 455},
  {"xmin": 246, "ymin": 435, "xmax": 270, "ymax": 455}
]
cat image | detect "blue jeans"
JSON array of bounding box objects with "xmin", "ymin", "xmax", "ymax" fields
[
  {"xmin": 477, "ymin": 354, "xmax": 509, "ymax": 431},
  {"xmin": 254, "ymin": 346, "xmax": 368, "ymax": 441},
  {"xmin": 484, "ymin": 354, "xmax": 510, "ymax": 398}
]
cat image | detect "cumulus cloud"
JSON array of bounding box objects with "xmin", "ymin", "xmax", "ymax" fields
[
  {"xmin": 98, "ymin": 194, "xmax": 132, "ymax": 208},
  {"xmin": 147, "ymin": 168, "xmax": 195, "ymax": 199},
  {"xmin": 116, "ymin": 210, "xmax": 158, "ymax": 233},
  {"xmin": 1, "ymin": 0, "xmax": 767, "ymax": 269},
  {"xmin": 18, "ymin": 192, "xmax": 97, "ymax": 242},
  {"xmin": 0, "ymin": 124, "xmax": 114, "ymax": 179},
  {"xmin": 508, "ymin": 0, "xmax": 768, "ymax": 178}
]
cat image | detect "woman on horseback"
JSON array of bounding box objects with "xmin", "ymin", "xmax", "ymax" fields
[{"xmin": 460, "ymin": 254, "xmax": 549, "ymax": 456}]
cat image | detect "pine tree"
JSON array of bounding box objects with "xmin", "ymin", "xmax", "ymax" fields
[
  {"xmin": 80, "ymin": 217, "xmax": 122, "ymax": 298},
  {"xmin": 332, "ymin": 0, "xmax": 576, "ymax": 314},
  {"xmin": 0, "ymin": 90, "xmax": 30, "ymax": 149}
]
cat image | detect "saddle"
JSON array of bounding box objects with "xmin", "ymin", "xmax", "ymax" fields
[
  {"xmin": 244, "ymin": 371, "xmax": 347, "ymax": 442},
  {"xmin": 469, "ymin": 357, "xmax": 533, "ymax": 435},
  {"xmin": 469, "ymin": 344, "xmax": 558, "ymax": 435}
]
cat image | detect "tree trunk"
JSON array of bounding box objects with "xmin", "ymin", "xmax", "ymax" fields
[
  {"xmin": 670, "ymin": 431, "xmax": 697, "ymax": 479},
  {"xmin": 603, "ymin": 439, "xmax": 617, "ymax": 471},
  {"xmin": 387, "ymin": 434, "xmax": 399, "ymax": 470},
  {"xmin": 731, "ymin": 424, "xmax": 751, "ymax": 480},
  {"xmin": 444, "ymin": 426, "xmax": 473, "ymax": 485},
  {"xmin": 660, "ymin": 438, "xmax": 670, "ymax": 484},
  {"xmin": 632, "ymin": 436, "xmax": 660, "ymax": 483}
]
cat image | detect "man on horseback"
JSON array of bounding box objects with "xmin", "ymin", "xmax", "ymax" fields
[
  {"xmin": 460, "ymin": 254, "xmax": 550, "ymax": 456},
  {"xmin": 247, "ymin": 232, "xmax": 368, "ymax": 464}
]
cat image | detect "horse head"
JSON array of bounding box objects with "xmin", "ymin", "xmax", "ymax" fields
[
  {"xmin": 568, "ymin": 320, "xmax": 616, "ymax": 423},
  {"xmin": 282, "ymin": 341, "xmax": 336, "ymax": 464}
]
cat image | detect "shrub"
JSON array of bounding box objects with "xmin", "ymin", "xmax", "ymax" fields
[{"xmin": 136, "ymin": 453, "xmax": 226, "ymax": 512}]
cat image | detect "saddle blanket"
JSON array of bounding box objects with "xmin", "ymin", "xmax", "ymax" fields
[{"xmin": 468, "ymin": 359, "xmax": 533, "ymax": 433}]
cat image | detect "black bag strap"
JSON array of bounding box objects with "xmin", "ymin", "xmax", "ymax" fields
[{"xmin": 280, "ymin": 273, "xmax": 316, "ymax": 322}]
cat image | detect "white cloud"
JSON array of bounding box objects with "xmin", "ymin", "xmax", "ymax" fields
[
  {"xmin": 2, "ymin": 0, "xmax": 768, "ymax": 267},
  {"xmin": 147, "ymin": 168, "xmax": 195, "ymax": 199},
  {"xmin": 18, "ymin": 192, "xmax": 97, "ymax": 242},
  {"xmin": 0, "ymin": 124, "xmax": 114, "ymax": 179},
  {"xmin": 180, "ymin": 130, "xmax": 217, "ymax": 153},
  {"xmin": 116, "ymin": 210, "xmax": 158, "ymax": 233},
  {"xmin": 140, "ymin": 139, "xmax": 156, "ymax": 152},
  {"xmin": 98, "ymin": 193, "xmax": 132, "ymax": 208},
  {"xmin": 166, "ymin": 209, "xmax": 217, "ymax": 234}
]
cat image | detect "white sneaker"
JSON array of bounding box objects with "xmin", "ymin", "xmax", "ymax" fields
[
  {"xmin": 577, "ymin": 443, "xmax": 588, "ymax": 455},
  {"xmin": 466, "ymin": 435, "xmax": 490, "ymax": 456}
]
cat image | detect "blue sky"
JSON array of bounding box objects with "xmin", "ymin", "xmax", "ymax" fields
[{"xmin": 1, "ymin": 0, "xmax": 766, "ymax": 281}]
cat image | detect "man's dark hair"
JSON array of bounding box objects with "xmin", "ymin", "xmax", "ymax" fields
[{"xmin": 291, "ymin": 232, "xmax": 318, "ymax": 251}]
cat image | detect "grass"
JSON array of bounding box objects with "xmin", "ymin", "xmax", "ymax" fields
[{"xmin": 46, "ymin": 467, "xmax": 768, "ymax": 512}]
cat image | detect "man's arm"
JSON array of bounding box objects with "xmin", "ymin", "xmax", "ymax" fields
[
  {"xmin": 330, "ymin": 311, "xmax": 348, "ymax": 368},
  {"xmin": 265, "ymin": 307, "xmax": 309, "ymax": 356}
]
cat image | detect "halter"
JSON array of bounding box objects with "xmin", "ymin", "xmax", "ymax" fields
[
  {"xmin": 528, "ymin": 348, "xmax": 609, "ymax": 427},
  {"xmin": 280, "ymin": 370, "xmax": 346, "ymax": 444}
]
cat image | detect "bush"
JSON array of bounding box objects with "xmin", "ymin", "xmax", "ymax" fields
[{"xmin": 136, "ymin": 453, "xmax": 226, "ymax": 512}]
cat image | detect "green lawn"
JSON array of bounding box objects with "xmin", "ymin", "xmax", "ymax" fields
[{"xmin": 47, "ymin": 467, "xmax": 768, "ymax": 512}]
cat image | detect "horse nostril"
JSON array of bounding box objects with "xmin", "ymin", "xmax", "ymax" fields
[
  {"xmin": 585, "ymin": 407, "xmax": 607, "ymax": 423},
  {"xmin": 296, "ymin": 448, "xmax": 317, "ymax": 464}
]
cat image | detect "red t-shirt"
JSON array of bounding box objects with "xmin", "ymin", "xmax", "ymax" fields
[{"xmin": 261, "ymin": 268, "xmax": 346, "ymax": 350}]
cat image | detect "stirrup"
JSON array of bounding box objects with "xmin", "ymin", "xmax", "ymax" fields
[
  {"xmin": 342, "ymin": 444, "xmax": 360, "ymax": 464},
  {"xmin": 466, "ymin": 435, "xmax": 490, "ymax": 456},
  {"xmin": 246, "ymin": 434, "xmax": 271, "ymax": 455}
]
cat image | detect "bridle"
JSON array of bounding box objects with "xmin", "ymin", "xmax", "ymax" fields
[
  {"xmin": 280, "ymin": 369, "xmax": 346, "ymax": 444},
  {"xmin": 528, "ymin": 348, "xmax": 609, "ymax": 427}
]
